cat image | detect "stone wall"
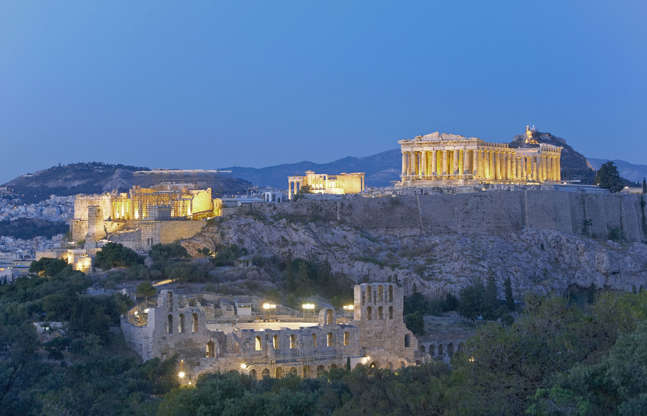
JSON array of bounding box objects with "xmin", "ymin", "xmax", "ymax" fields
[{"xmin": 246, "ymin": 190, "xmax": 646, "ymax": 242}]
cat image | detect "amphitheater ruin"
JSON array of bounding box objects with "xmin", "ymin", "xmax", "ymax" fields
[{"xmin": 121, "ymin": 283, "xmax": 433, "ymax": 383}]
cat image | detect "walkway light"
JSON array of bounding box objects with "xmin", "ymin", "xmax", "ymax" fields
[
  {"xmin": 240, "ymin": 363, "xmax": 247, "ymax": 369},
  {"xmin": 178, "ymin": 371, "xmax": 186, "ymax": 379},
  {"xmin": 343, "ymin": 304, "xmax": 354, "ymax": 311},
  {"xmin": 262, "ymin": 303, "xmax": 277, "ymax": 310},
  {"xmin": 302, "ymin": 303, "xmax": 315, "ymax": 310}
]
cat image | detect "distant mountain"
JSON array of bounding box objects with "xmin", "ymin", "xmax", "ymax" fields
[
  {"xmin": 3, "ymin": 162, "xmax": 251, "ymax": 203},
  {"xmin": 224, "ymin": 149, "xmax": 402, "ymax": 189},
  {"xmin": 225, "ymin": 130, "xmax": 607, "ymax": 189},
  {"xmin": 509, "ymin": 130, "xmax": 597, "ymax": 184},
  {"xmin": 587, "ymin": 158, "xmax": 647, "ymax": 184}
]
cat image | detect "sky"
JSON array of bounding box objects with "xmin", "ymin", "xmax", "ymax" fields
[{"xmin": 1, "ymin": 1, "xmax": 646, "ymax": 183}]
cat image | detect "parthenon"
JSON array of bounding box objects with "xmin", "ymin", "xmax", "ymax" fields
[{"xmin": 399, "ymin": 129, "xmax": 562, "ymax": 186}]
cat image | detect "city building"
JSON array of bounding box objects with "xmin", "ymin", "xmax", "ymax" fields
[
  {"xmin": 288, "ymin": 171, "xmax": 365, "ymax": 200},
  {"xmin": 399, "ymin": 126, "xmax": 562, "ymax": 187}
]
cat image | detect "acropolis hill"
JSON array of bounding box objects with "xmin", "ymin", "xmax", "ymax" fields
[{"xmin": 184, "ymin": 190, "xmax": 647, "ymax": 299}]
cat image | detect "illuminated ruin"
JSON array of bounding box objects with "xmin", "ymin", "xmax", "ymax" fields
[
  {"xmin": 399, "ymin": 129, "xmax": 562, "ymax": 187},
  {"xmin": 288, "ymin": 171, "xmax": 365, "ymax": 200}
]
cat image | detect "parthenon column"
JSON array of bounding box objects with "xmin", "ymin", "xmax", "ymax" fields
[
  {"xmin": 401, "ymin": 153, "xmax": 407, "ymax": 177},
  {"xmin": 453, "ymin": 149, "xmax": 459, "ymax": 176},
  {"xmin": 431, "ymin": 150, "xmax": 437, "ymax": 177},
  {"xmin": 441, "ymin": 150, "xmax": 446, "ymax": 176},
  {"xmin": 472, "ymin": 149, "xmax": 478, "ymax": 178}
]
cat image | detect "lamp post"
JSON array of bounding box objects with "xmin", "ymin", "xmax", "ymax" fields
[
  {"xmin": 262, "ymin": 302, "xmax": 276, "ymax": 321},
  {"xmin": 302, "ymin": 303, "xmax": 315, "ymax": 320}
]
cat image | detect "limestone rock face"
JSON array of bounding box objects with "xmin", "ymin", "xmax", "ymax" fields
[{"xmin": 182, "ymin": 200, "xmax": 647, "ymax": 299}]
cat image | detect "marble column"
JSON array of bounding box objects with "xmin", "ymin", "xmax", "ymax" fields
[
  {"xmin": 442, "ymin": 150, "xmax": 447, "ymax": 176},
  {"xmin": 453, "ymin": 149, "xmax": 459, "ymax": 176},
  {"xmin": 472, "ymin": 149, "xmax": 478, "ymax": 178},
  {"xmin": 431, "ymin": 150, "xmax": 437, "ymax": 177}
]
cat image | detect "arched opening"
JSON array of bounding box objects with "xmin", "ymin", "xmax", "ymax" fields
[
  {"xmin": 273, "ymin": 335, "xmax": 279, "ymax": 350},
  {"xmin": 387, "ymin": 362, "xmax": 393, "ymax": 370},
  {"xmin": 330, "ymin": 364, "xmax": 337, "ymax": 370},
  {"xmin": 369, "ymin": 362, "xmax": 377, "ymax": 369},
  {"xmin": 419, "ymin": 344, "xmax": 426, "ymax": 353},
  {"xmin": 255, "ymin": 336, "xmax": 262, "ymax": 351},
  {"xmin": 404, "ymin": 334, "xmax": 411, "ymax": 348},
  {"xmin": 325, "ymin": 309, "xmax": 333, "ymax": 325},
  {"xmin": 275, "ymin": 367, "xmax": 283, "ymax": 378},
  {"xmin": 389, "ymin": 306, "xmax": 393, "ymax": 319},
  {"xmin": 366, "ymin": 306, "xmax": 372, "ymax": 320},
  {"xmin": 367, "ymin": 287, "xmax": 372, "ymax": 303},
  {"xmin": 429, "ymin": 344, "xmax": 436, "ymax": 356},
  {"xmin": 378, "ymin": 285, "xmax": 383, "ymax": 301},
  {"xmin": 458, "ymin": 343, "xmax": 464, "ymax": 352},
  {"xmin": 290, "ymin": 334, "xmax": 296, "ymax": 349},
  {"xmin": 167, "ymin": 314, "xmax": 173, "ymax": 335},
  {"xmin": 303, "ymin": 366, "xmax": 310, "ymax": 378},
  {"xmin": 343, "ymin": 331, "xmax": 349, "ymax": 346},
  {"xmin": 206, "ymin": 340, "xmax": 215, "ymax": 358},
  {"xmin": 448, "ymin": 343, "xmax": 454, "ymax": 357},
  {"xmin": 361, "ymin": 288, "xmax": 366, "ymax": 305},
  {"xmin": 316, "ymin": 365, "xmax": 325, "ymax": 377},
  {"xmin": 192, "ymin": 313, "xmax": 198, "ymax": 333},
  {"xmin": 289, "ymin": 367, "xmax": 297, "ymax": 376},
  {"xmin": 326, "ymin": 332, "xmax": 333, "ymax": 347},
  {"xmin": 168, "ymin": 292, "xmax": 173, "ymax": 311},
  {"xmin": 388, "ymin": 285, "xmax": 393, "ymax": 302},
  {"xmin": 400, "ymin": 361, "xmax": 406, "ymax": 368},
  {"xmin": 438, "ymin": 344, "xmax": 444, "ymax": 356},
  {"xmin": 250, "ymin": 369, "xmax": 257, "ymax": 379},
  {"xmin": 178, "ymin": 314, "xmax": 185, "ymax": 334},
  {"xmin": 312, "ymin": 333, "xmax": 317, "ymax": 347},
  {"xmin": 261, "ymin": 368, "xmax": 270, "ymax": 378},
  {"xmin": 378, "ymin": 306, "xmax": 384, "ymax": 320}
]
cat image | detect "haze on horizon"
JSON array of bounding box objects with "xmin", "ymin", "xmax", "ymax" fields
[{"xmin": 1, "ymin": 1, "xmax": 645, "ymax": 183}]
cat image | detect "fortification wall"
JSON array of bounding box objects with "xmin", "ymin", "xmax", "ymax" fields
[
  {"xmin": 158, "ymin": 220, "xmax": 206, "ymax": 244},
  {"xmin": 248, "ymin": 191, "xmax": 647, "ymax": 241}
]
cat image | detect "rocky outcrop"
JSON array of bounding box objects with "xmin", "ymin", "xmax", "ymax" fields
[{"xmin": 183, "ymin": 192, "xmax": 647, "ymax": 298}]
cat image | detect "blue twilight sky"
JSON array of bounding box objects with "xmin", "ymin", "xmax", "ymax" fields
[{"xmin": 1, "ymin": 1, "xmax": 646, "ymax": 183}]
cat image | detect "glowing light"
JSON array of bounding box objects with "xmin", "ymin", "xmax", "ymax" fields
[
  {"xmin": 302, "ymin": 303, "xmax": 315, "ymax": 310},
  {"xmin": 240, "ymin": 363, "xmax": 247, "ymax": 369},
  {"xmin": 262, "ymin": 303, "xmax": 277, "ymax": 310},
  {"xmin": 143, "ymin": 308, "xmax": 150, "ymax": 313},
  {"xmin": 343, "ymin": 305, "xmax": 354, "ymax": 311},
  {"xmin": 468, "ymin": 356, "xmax": 475, "ymax": 363},
  {"xmin": 178, "ymin": 371, "xmax": 186, "ymax": 379}
]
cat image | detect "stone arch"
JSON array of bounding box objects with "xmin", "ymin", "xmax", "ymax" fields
[
  {"xmin": 167, "ymin": 314, "xmax": 173, "ymax": 335},
  {"xmin": 438, "ymin": 344, "xmax": 444, "ymax": 357},
  {"xmin": 369, "ymin": 361, "xmax": 378, "ymax": 369},
  {"xmin": 250, "ymin": 369, "xmax": 257, "ymax": 379},
  {"xmin": 206, "ymin": 340, "xmax": 215, "ymax": 358},
  {"xmin": 289, "ymin": 367, "xmax": 297, "ymax": 376},
  {"xmin": 316, "ymin": 365, "xmax": 325, "ymax": 377},
  {"xmin": 326, "ymin": 309, "xmax": 333, "ymax": 325},
  {"xmin": 178, "ymin": 314, "xmax": 185, "ymax": 334},
  {"xmin": 330, "ymin": 364, "xmax": 337, "ymax": 370},
  {"xmin": 378, "ymin": 306, "xmax": 384, "ymax": 320},
  {"xmin": 419, "ymin": 344, "xmax": 426, "ymax": 353},
  {"xmin": 326, "ymin": 332, "xmax": 334, "ymax": 347},
  {"xmin": 192, "ymin": 313, "xmax": 198, "ymax": 333},
  {"xmin": 261, "ymin": 368, "xmax": 270, "ymax": 378},
  {"xmin": 319, "ymin": 308, "xmax": 335, "ymax": 326},
  {"xmin": 388, "ymin": 285, "xmax": 393, "ymax": 302},
  {"xmin": 255, "ymin": 336, "xmax": 262, "ymax": 351},
  {"xmin": 275, "ymin": 367, "xmax": 283, "ymax": 378},
  {"xmin": 367, "ymin": 306, "xmax": 372, "ymax": 320},
  {"xmin": 400, "ymin": 361, "xmax": 406, "ymax": 368},
  {"xmin": 404, "ymin": 334, "xmax": 411, "ymax": 348},
  {"xmin": 387, "ymin": 362, "xmax": 393, "ymax": 370},
  {"xmin": 303, "ymin": 366, "xmax": 310, "ymax": 378}
]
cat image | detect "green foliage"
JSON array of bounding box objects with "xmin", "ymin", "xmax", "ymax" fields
[
  {"xmin": 457, "ymin": 277, "xmax": 508, "ymax": 320},
  {"xmin": 643, "ymin": 178, "xmax": 646, "ymax": 194},
  {"xmin": 150, "ymin": 243, "xmax": 189, "ymax": 264},
  {"xmin": 136, "ymin": 281, "xmax": 156, "ymax": 299},
  {"xmin": 504, "ymin": 276, "xmax": 515, "ymax": 311},
  {"xmin": 280, "ymin": 258, "xmax": 353, "ymax": 308},
  {"xmin": 211, "ymin": 244, "xmax": 246, "ymax": 266},
  {"xmin": 0, "ymin": 218, "xmax": 67, "ymax": 239},
  {"xmin": 94, "ymin": 242, "xmax": 143, "ymax": 270},
  {"xmin": 29, "ymin": 257, "xmax": 69, "ymax": 276},
  {"xmin": 595, "ymin": 161, "xmax": 623, "ymax": 192}
]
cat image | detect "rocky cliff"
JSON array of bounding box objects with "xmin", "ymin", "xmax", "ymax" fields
[{"xmin": 183, "ymin": 191, "xmax": 647, "ymax": 299}]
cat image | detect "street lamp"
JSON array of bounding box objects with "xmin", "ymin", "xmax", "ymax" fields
[
  {"xmin": 262, "ymin": 303, "xmax": 276, "ymax": 321},
  {"xmin": 302, "ymin": 303, "xmax": 315, "ymax": 319}
]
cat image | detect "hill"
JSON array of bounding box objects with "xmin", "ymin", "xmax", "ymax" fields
[
  {"xmin": 587, "ymin": 158, "xmax": 647, "ymax": 184},
  {"xmin": 224, "ymin": 149, "xmax": 402, "ymax": 189},
  {"xmin": 3, "ymin": 162, "xmax": 251, "ymax": 203},
  {"xmin": 224, "ymin": 129, "xmax": 604, "ymax": 188}
]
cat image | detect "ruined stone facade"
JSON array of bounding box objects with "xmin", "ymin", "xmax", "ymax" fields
[
  {"xmin": 399, "ymin": 128, "xmax": 562, "ymax": 187},
  {"xmin": 288, "ymin": 170, "xmax": 365, "ymax": 200},
  {"xmin": 71, "ymin": 184, "xmax": 221, "ymax": 250},
  {"xmin": 121, "ymin": 283, "xmax": 418, "ymax": 383}
]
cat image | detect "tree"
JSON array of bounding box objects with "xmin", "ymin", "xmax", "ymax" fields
[
  {"xmin": 458, "ymin": 279, "xmax": 485, "ymax": 320},
  {"xmin": 643, "ymin": 178, "xmax": 646, "ymax": 194},
  {"xmin": 94, "ymin": 243, "xmax": 143, "ymax": 270},
  {"xmin": 595, "ymin": 161, "xmax": 623, "ymax": 192},
  {"xmin": 483, "ymin": 275, "xmax": 499, "ymax": 319},
  {"xmin": 29, "ymin": 257, "xmax": 68, "ymax": 277},
  {"xmin": 136, "ymin": 282, "xmax": 156, "ymax": 304},
  {"xmin": 504, "ymin": 277, "xmax": 515, "ymax": 311}
]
